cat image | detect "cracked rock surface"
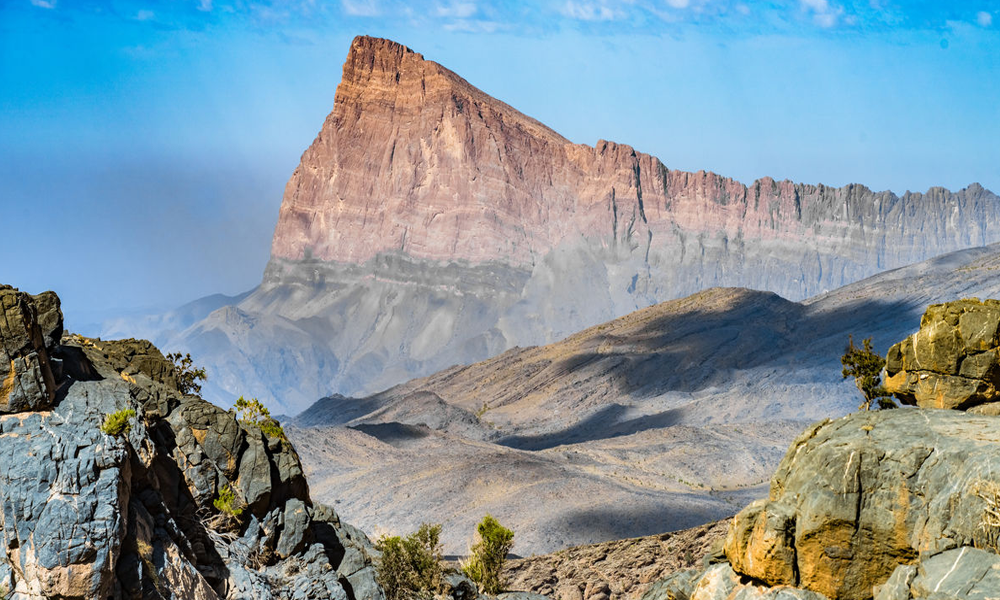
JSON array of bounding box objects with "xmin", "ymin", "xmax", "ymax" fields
[{"xmin": 0, "ymin": 287, "xmax": 384, "ymax": 600}]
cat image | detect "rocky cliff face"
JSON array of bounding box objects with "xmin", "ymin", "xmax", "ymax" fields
[
  {"xmin": 0, "ymin": 286, "xmax": 383, "ymax": 600},
  {"xmin": 272, "ymin": 36, "xmax": 999, "ymax": 292},
  {"xmin": 140, "ymin": 35, "xmax": 1000, "ymax": 412}
]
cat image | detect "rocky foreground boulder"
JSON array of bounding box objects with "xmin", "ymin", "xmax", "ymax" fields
[
  {"xmin": 884, "ymin": 298, "xmax": 1000, "ymax": 411},
  {"xmin": 0, "ymin": 286, "xmax": 383, "ymax": 599},
  {"xmin": 644, "ymin": 409, "xmax": 1000, "ymax": 600}
]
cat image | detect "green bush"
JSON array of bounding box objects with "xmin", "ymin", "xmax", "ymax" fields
[
  {"xmin": 167, "ymin": 352, "xmax": 207, "ymax": 395},
  {"xmin": 234, "ymin": 396, "xmax": 286, "ymax": 440},
  {"xmin": 462, "ymin": 514, "xmax": 514, "ymax": 595},
  {"xmin": 841, "ymin": 335, "xmax": 895, "ymax": 411},
  {"xmin": 375, "ymin": 523, "xmax": 444, "ymax": 600},
  {"xmin": 100, "ymin": 408, "xmax": 136, "ymax": 437},
  {"xmin": 213, "ymin": 483, "xmax": 243, "ymax": 518}
]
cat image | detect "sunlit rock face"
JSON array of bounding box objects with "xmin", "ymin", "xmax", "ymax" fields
[{"xmin": 169, "ymin": 36, "xmax": 1000, "ymax": 412}]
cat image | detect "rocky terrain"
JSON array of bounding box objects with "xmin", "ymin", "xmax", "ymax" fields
[
  {"xmin": 0, "ymin": 285, "xmax": 383, "ymax": 599},
  {"xmin": 503, "ymin": 521, "xmax": 729, "ymax": 600},
  {"xmin": 288, "ymin": 242, "xmax": 1000, "ymax": 557},
  {"xmin": 101, "ymin": 35, "xmax": 1000, "ymax": 413},
  {"xmin": 656, "ymin": 407, "xmax": 1000, "ymax": 599}
]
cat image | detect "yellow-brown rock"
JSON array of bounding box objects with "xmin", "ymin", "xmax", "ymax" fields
[{"xmin": 884, "ymin": 298, "xmax": 1000, "ymax": 409}]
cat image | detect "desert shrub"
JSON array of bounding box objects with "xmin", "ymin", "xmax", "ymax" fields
[
  {"xmin": 100, "ymin": 408, "xmax": 136, "ymax": 436},
  {"xmin": 375, "ymin": 523, "xmax": 444, "ymax": 600},
  {"xmin": 462, "ymin": 514, "xmax": 514, "ymax": 595},
  {"xmin": 234, "ymin": 396, "xmax": 286, "ymax": 440},
  {"xmin": 213, "ymin": 483, "xmax": 243, "ymax": 518},
  {"xmin": 167, "ymin": 352, "xmax": 207, "ymax": 395},
  {"xmin": 974, "ymin": 479, "xmax": 1000, "ymax": 552},
  {"xmin": 841, "ymin": 335, "xmax": 895, "ymax": 410}
]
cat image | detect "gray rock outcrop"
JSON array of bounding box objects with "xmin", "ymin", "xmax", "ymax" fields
[
  {"xmin": 884, "ymin": 298, "xmax": 1000, "ymax": 411},
  {"xmin": 645, "ymin": 408, "xmax": 1000, "ymax": 600},
  {"xmin": 0, "ymin": 286, "xmax": 384, "ymax": 600},
  {"xmin": 0, "ymin": 287, "xmax": 57, "ymax": 412}
]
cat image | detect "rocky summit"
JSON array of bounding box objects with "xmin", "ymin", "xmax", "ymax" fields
[
  {"xmin": 884, "ymin": 298, "xmax": 1000, "ymax": 411},
  {"xmin": 115, "ymin": 35, "xmax": 1000, "ymax": 413},
  {"xmin": 0, "ymin": 286, "xmax": 383, "ymax": 600}
]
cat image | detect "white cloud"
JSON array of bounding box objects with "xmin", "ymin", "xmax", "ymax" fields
[
  {"xmin": 665, "ymin": 0, "xmax": 689, "ymax": 8},
  {"xmin": 800, "ymin": 0, "xmax": 843, "ymax": 27},
  {"xmin": 29, "ymin": 0, "xmax": 56, "ymax": 8},
  {"xmin": 443, "ymin": 19, "xmax": 500, "ymax": 32},
  {"xmin": 735, "ymin": 3, "xmax": 750, "ymax": 15},
  {"xmin": 342, "ymin": 0, "xmax": 380, "ymax": 16},
  {"xmin": 560, "ymin": 0, "xmax": 624, "ymax": 21},
  {"xmin": 198, "ymin": 0, "xmax": 212, "ymax": 11},
  {"xmin": 977, "ymin": 11, "xmax": 992, "ymax": 27},
  {"xmin": 136, "ymin": 9, "xmax": 155, "ymax": 20},
  {"xmin": 436, "ymin": 2, "xmax": 476, "ymax": 18}
]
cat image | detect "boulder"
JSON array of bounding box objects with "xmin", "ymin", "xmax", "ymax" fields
[
  {"xmin": 0, "ymin": 288, "xmax": 57, "ymax": 412},
  {"xmin": 722, "ymin": 409, "xmax": 1000, "ymax": 600},
  {"xmin": 885, "ymin": 298, "xmax": 1000, "ymax": 410}
]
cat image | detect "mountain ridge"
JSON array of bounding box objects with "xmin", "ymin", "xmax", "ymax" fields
[{"xmin": 104, "ymin": 34, "xmax": 1000, "ymax": 413}]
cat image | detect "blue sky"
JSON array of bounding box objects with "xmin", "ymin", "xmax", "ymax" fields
[{"xmin": 2, "ymin": 0, "xmax": 998, "ymax": 327}]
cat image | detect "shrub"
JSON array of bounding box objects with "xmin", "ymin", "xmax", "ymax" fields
[
  {"xmin": 375, "ymin": 523, "xmax": 444, "ymax": 600},
  {"xmin": 167, "ymin": 352, "xmax": 207, "ymax": 395},
  {"xmin": 234, "ymin": 396, "xmax": 286, "ymax": 440},
  {"xmin": 462, "ymin": 514, "xmax": 514, "ymax": 595},
  {"xmin": 213, "ymin": 483, "xmax": 243, "ymax": 518},
  {"xmin": 100, "ymin": 408, "xmax": 136, "ymax": 436},
  {"xmin": 841, "ymin": 335, "xmax": 895, "ymax": 411}
]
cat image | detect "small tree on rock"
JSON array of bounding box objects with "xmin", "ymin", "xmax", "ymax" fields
[
  {"xmin": 167, "ymin": 352, "xmax": 207, "ymax": 395},
  {"xmin": 841, "ymin": 335, "xmax": 895, "ymax": 411}
]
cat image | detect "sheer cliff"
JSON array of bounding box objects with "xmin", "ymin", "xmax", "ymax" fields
[{"xmin": 152, "ymin": 36, "xmax": 1000, "ymax": 412}]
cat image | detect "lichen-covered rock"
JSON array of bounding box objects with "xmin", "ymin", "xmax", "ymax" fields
[
  {"xmin": 0, "ymin": 288, "xmax": 57, "ymax": 413},
  {"xmin": 0, "ymin": 287, "xmax": 384, "ymax": 600},
  {"xmin": 721, "ymin": 409, "xmax": 1000, "ymax": 600},
  {"xmin": 724, "ymin": 500, "xmax": 797, "ymax": 587},
  {"xmin": 885, "ymin": 298, "xmax": 1000, "ymax": 410}
]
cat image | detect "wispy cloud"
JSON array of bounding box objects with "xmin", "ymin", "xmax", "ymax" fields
[
  {"xmin": 560, "ymin": 0, "xmax": 625, "ymax": 21},
  {"xmin": 800, "ymin": 0, "xmax": 843, "ymax": 28},
  {"xmin": 29, "ymin": 0, "xmax": 56, "ymax": 8},
  {"xmin": 342, "ymin": 0, "xmax": 381, "ymax": 17},
  {"xmin": 977, "ymin": 11, "xmax": 992, "ymax": 27},
  {"xmin": 198, "ymin": 0, "xmax": 213, "ymax": 12},
  {"xmin": 436, "ymin": 2, "xmax": 477, "ymax": 19}
]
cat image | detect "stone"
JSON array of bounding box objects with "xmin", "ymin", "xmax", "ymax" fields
[
  {"xmin": 909, "ymin": 547, "xmax": 1000, "ymax": 598},
  {"xmin": 0, "ymin": 287, "xmax": 384, "ymax": 599},
  {"xmin": 724, "ymin": 499, "xmax": 797, "ymax": 587},
  {"xmin": 276, "ymin": 498, "xmax": 310, "ymax": 559},
  {"xmin": 873, "ymin": 564, "xmax": 915, "ymax": 600},
  {"xmin": 722, "ymin": 409, "xmax": 1000, "ymax": 600},
  {"xmin": 0, "ymin": 288, "xmax": 56, "ymax": 413},
  {"xmin": 885, "ymin": 298, "xmax": 1000, "ymax": 410}
]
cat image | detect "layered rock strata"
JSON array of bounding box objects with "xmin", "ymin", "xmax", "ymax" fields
[
  {"xmin": 159, "ymin": 35, "xmax": 1000, "ymax": 410},
  {"xmin": 884, "ymin": 298, "xmax": 1000, "ymax": 410},
  {"xmin": 0, "ymin": 287, "xmax": 383, "ymax": 600}
]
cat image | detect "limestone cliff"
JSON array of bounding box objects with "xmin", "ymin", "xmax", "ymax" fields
[
  {"xmin": 272, "ymin": 36, "xmax": 998, "ymax": 294},
  {"xmin": 140, "ymin": 35, "xmax": 1000, "ymax": 412}
]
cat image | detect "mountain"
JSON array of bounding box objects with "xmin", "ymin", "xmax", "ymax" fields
[
  {"xmin": 287, "ymin": 241, "xmax": 1000, "ymax": 556},
  {"xmin": 116, "ymin": 35, "xmax": 1000, "ymax": 413}
]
